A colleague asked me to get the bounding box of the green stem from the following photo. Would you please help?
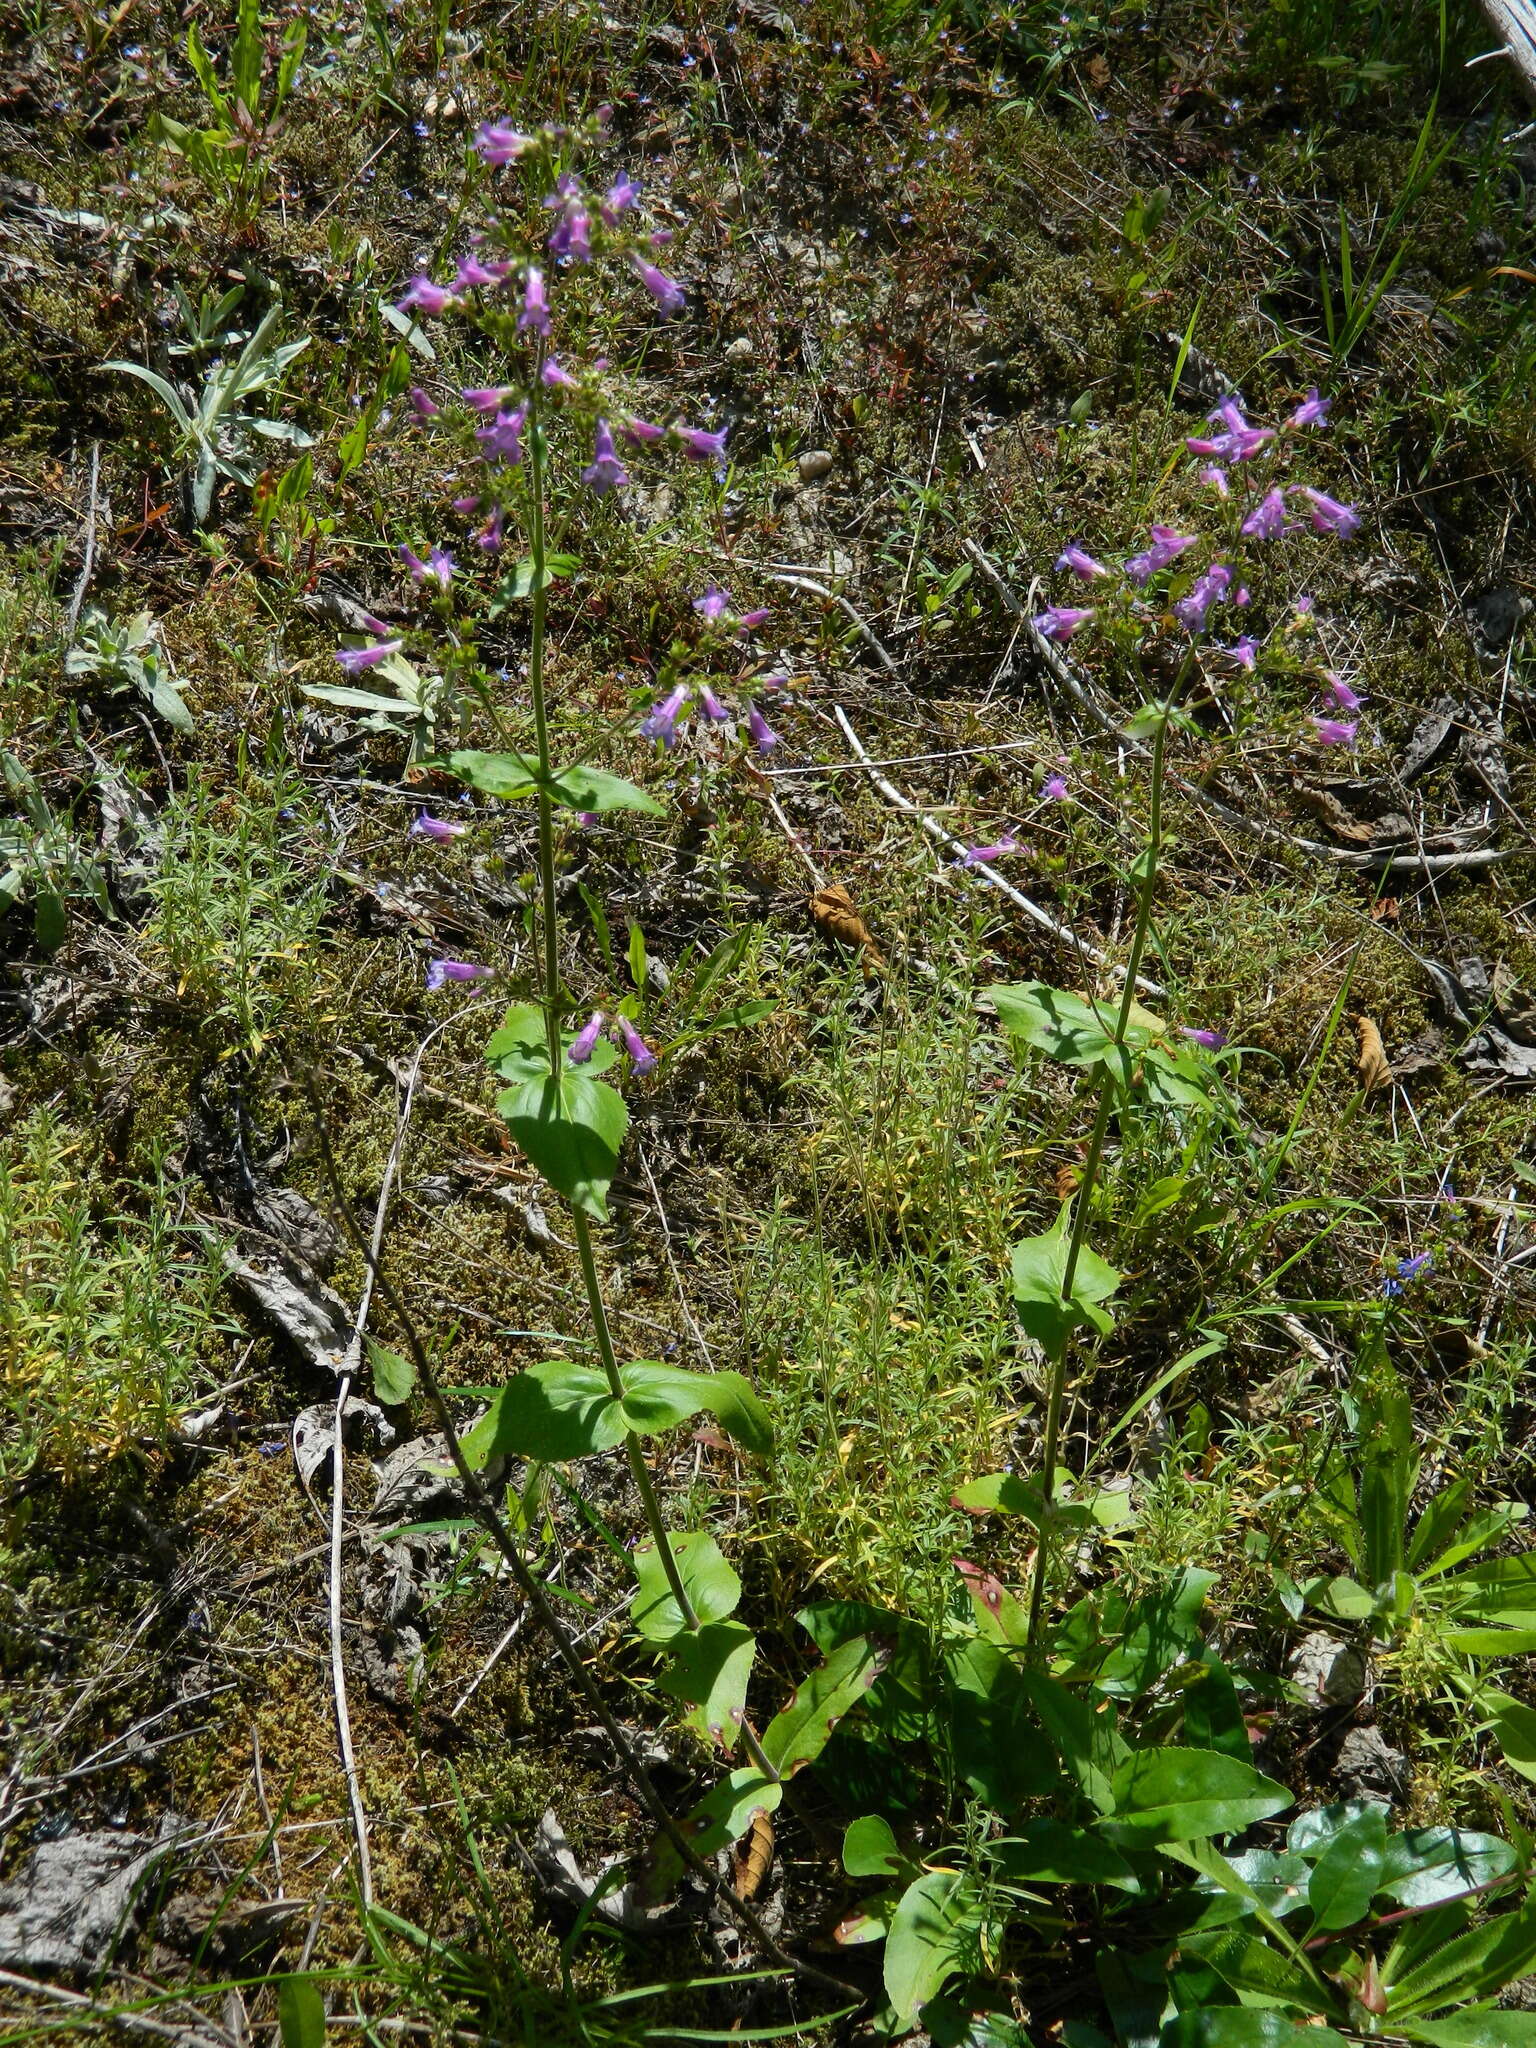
[523,387,713,1674]
[1026,703,1172,1655]
[525,398,562,1073]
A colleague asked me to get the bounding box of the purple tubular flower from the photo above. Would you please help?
[1383,1249,1433,1298]
[621,417,666,446]
[452,493,483,516]
[411,811,466,843]
[693,585,731,621]
[476,405,527,465]
[1288,387,1331,429]
[747,704,779,753]
[1241,488,1290,541]
[547,191,592,264]
[634,258,685,315]
[475,119,537,164]
[567,1011,605,1064]
[462,386,510,412]
[1126,524,1198,585]
[1230,636,1259,672]
[361,613,392,638]
[676,424,728,464]
[399,543,452,589]
[958,836,1018,866]
[619,1017,658,1075]
[1293,486,1360,537]
[453,254,501,291]
[1174,561,1232,632]
[1200,466,1229,498]
[335,639,402,672]
[398,276,454,316]
[601,175,640,225]
[1055,544,1108,581]
[409,386,440,419]
[541,358,578,390]
[477,508,504,552]
[582,418,629,496]
[736,607,770,629]
[1310,716,1358,746]
[1043,774,1069,802]
[1322,671,1364,712]
[518,265,551,335]
[640,684,690,746]
[1185,436,1226,458]
[426,958,493,990]
[697,683,730,722]
[1179,1026,1228,1050]
[1033,606,1094,642]
[1234,585,1251,606]
[1207,397,1274,461]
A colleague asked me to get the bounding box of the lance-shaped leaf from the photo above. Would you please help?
[548,763,665,815]
[1103,1748,1291,1846]
[760,1635,884,1778]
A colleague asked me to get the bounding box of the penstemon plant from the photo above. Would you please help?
[327,109,871,1906]
[981,382,1363,1649]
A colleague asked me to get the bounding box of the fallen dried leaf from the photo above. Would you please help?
[734,1810,774,1900]
[1356,1015,1393,1092]
[1370,898,1399,922]
[810,882,885,975]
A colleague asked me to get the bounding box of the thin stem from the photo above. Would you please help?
[1027,704,1172,1654]
[572,1209,701,1631]
[525,396,562,1069]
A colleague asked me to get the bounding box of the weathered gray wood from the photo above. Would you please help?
[1479,0,1536,103]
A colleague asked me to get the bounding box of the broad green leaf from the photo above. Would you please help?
[485,1003,554,1083]
[1306,1802,1387,1930]
[986,981,1153,1070]
[503,551,580,599]
[1094,1568,1217,1700]
[1183,1654,1250,1762]
[617,1362,773,1457]
[1010,1206,1121,1353]
[497,1071,628,1220]
[1159,2015,1348,2047]
[996,1818,1138,1890]
[884,1870,980,2028]
[450,748,541,799]
[1183,1927,1333,2014]
[835,1889,902,1945]
[1302,1573,1376,1621]
[1103,1749,1291,1846]
[276,1975,326,2048]
[1389,1894,1536,2015]
[1442,1552,1536,1609]
[366,1339,415,1406]
[1401,2015,1536,2046]
[761,1635,883,1778]
[945,1639,1061,1810]
[677,1766,781,1861]
[953,1559,1029,1649]
[149,674,195,731]
[1287,1800,1383,1858]
[549,764,665,816]
[1379,1827,1519,1910]
[1443,1627,1536,1655]
[630,1530,741,1643]
[1184,1843,1312,1929]
[302,682,417,716]
[952,1470,1133,1530]
[659,1620,755,1749]
[460,1360,622,1467]
[1012,1666,1124,1813]
[1479,1691,1536,1782]
[843,1814,904,1879]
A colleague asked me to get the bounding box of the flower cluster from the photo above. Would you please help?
[1035,385,1364,749]
[567,1008,656,1074]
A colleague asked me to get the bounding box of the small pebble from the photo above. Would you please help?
[798,448,834,483]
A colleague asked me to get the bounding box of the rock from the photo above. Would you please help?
[1337,1724,1407,1797]
[725,335,754,364]
[1466,584,1530,652]
[797,448,834,484]
[1289,1630,1369,1708]
[0,1820,193,1974]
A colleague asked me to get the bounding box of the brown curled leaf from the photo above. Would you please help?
[810,882,886,976]
[733,1810,774,1901]
[1357,1014,1393,1093]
